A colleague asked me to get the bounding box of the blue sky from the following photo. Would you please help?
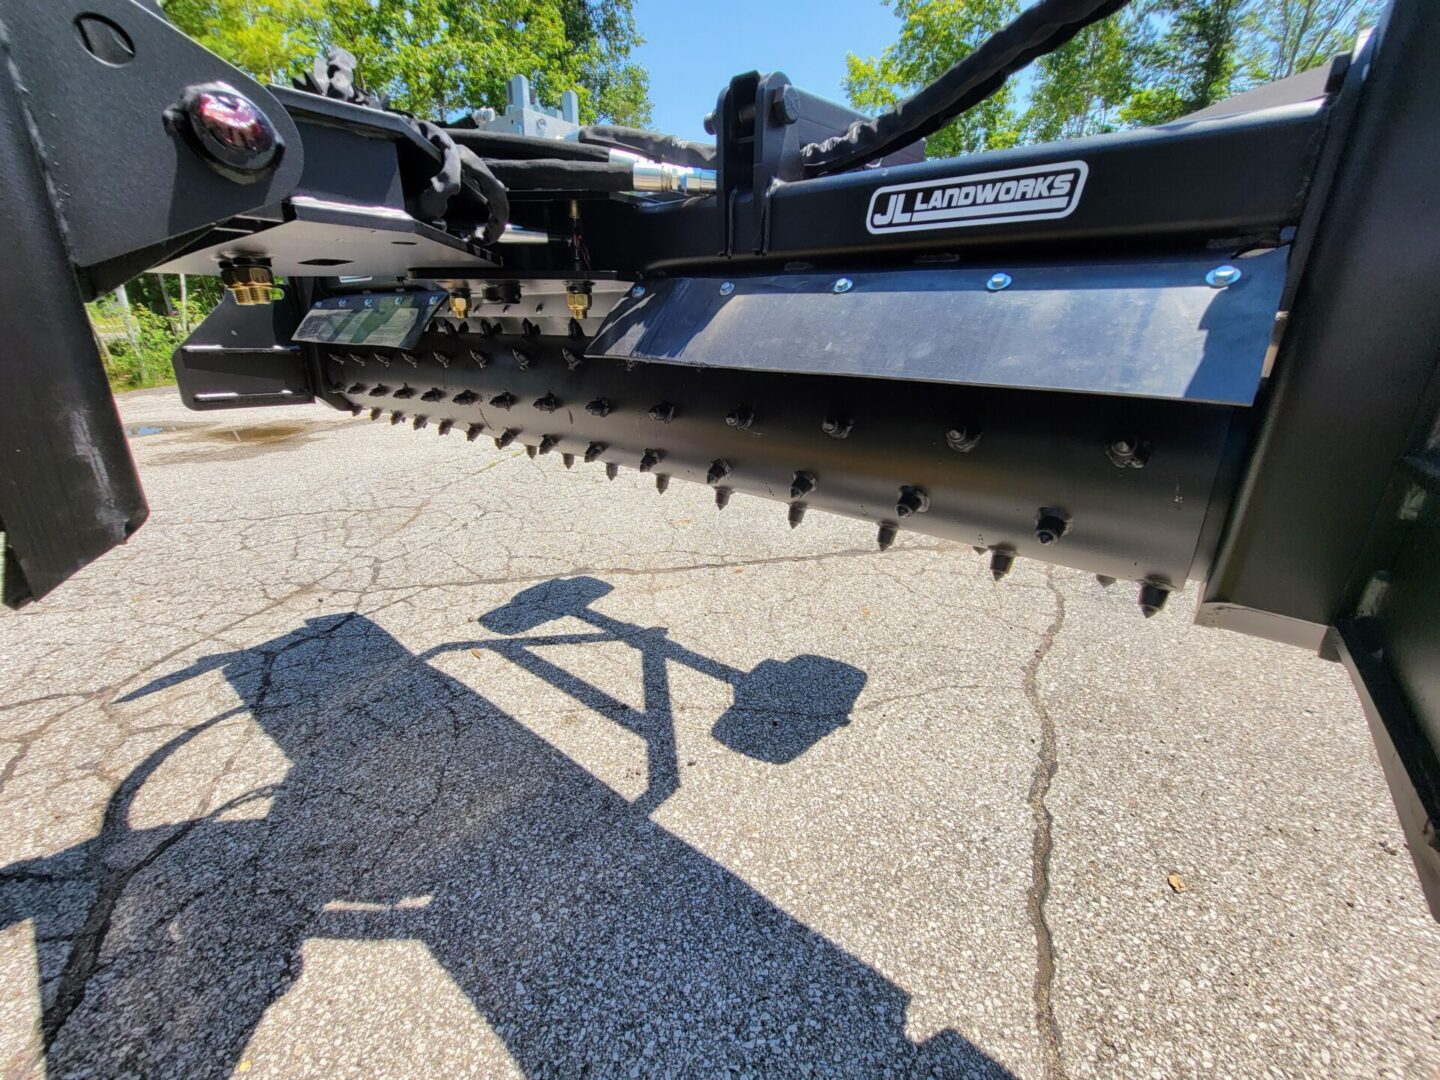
[632,0,902,142]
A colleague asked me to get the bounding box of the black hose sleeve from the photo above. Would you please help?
[802,0,1132,176]
[445,128,612,162]
[455,147,510,244]
[482,159,634,192]
[579,125,716,168]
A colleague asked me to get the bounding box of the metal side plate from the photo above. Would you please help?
[588,248,1289,405]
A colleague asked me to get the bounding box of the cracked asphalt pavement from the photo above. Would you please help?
[2,389,1438,1078]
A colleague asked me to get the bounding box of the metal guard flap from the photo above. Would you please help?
[588,248,1289,405]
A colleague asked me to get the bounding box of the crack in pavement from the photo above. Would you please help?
[1023,566,1067,1080]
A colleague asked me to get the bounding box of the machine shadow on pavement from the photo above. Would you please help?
[0,578,1012,1078]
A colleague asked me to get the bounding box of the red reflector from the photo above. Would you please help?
[176,83,281,176]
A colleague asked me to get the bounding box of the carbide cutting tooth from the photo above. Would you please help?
[521,319,540,338]
[470,349,489,368]
[373,353,392,369]
[452,389,478,405]
[534,393,560,413]
[715,486,732,510]
[432,351,450,369]
[562,453,575,469]
[895,485,929,518]
[539,434,561,455]
[421,387,445,402]
[369,407,383,421]
[439,320,457,336]
[512,349,531,369]
[525,444,537,459]
[455,320,469,335]
[972,546,986,555]
[788,501,807,528]
[476,318,494,337]
[494,428,517,449]
[1096,575,1116,587]
[1138,582,1170,618]
[398,352,417,368]
[346,352,367,367]
[393,385,416,399]
[437,419,454,436]
[490,391,516,410]
[347,382,367,394]
[706,459,731,486]
[585,397,613,417]
[821,415,853,440]
[413,415,428,430]
[348,403,363,416]
[655,474,670,494]
[605,462,619,480]
[877,522,898,551]
[790,470,817,499]
[725,406,754,430]
[639,448,663,473]
[465,423,485,442]
[563,347,583,370]
[648,402,676,423]
[568,318,585,339]
[332,352,348,366]
[368,384,391,397]
[584,441,606,463]
[990,550,1015,581]
[390,411,406,425]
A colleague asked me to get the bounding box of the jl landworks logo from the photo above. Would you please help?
[866,160,1088,234]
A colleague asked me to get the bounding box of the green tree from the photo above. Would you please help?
[1022,10,1145,142]
[845,0,1024,158]
[161,0,652,125]
[1240,0,1379,83]
[1120,0,1248,127]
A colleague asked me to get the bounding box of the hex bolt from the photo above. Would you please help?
[1205,265,1242,288]
[1138,582,1171,618]
[393,385,416,399]
[539,434,561,454]
[771,84,801,125]
[368,384,391,397]
[489,391,516,410]
[452,389,478,406]
[421,387,445,402]
[790,470,817,499]
[512,348,531,369]
[437,419,454,436]
[586,397,614,418]
[413,415,429,430]
[895,485,930,518]
[470,348,489,368]
[1034,509,1071,546]
[990,550,1016,581]
[1106,438,1151,469]
[466,423,485,442]
[347,382,366,394]
[1096,574,1116,587]
[534,393,560,413]
[605,462,619,480]
[877,521,898,552]
[562,452,575,469]
[562,347,583,370]
[706,459,732,486]
[726,405,755,430]
[389,411,406,425]
[832,277,854,294]
[631,285,646,298]
[494,428,517,449]
[719,281,735,296]
[946,424,983,453]
[369,407,383,421]
[986,272,1012,292]
[821,415,853,439]
[584,441,607,463]
[649,402,677,423]
[639,448,663,473]
[656,474,671,494]
[788,501,807,528]
[715,486,733,510]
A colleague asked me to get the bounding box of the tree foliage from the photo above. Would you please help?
[161,0,652,125]
[847,0,1379,156]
